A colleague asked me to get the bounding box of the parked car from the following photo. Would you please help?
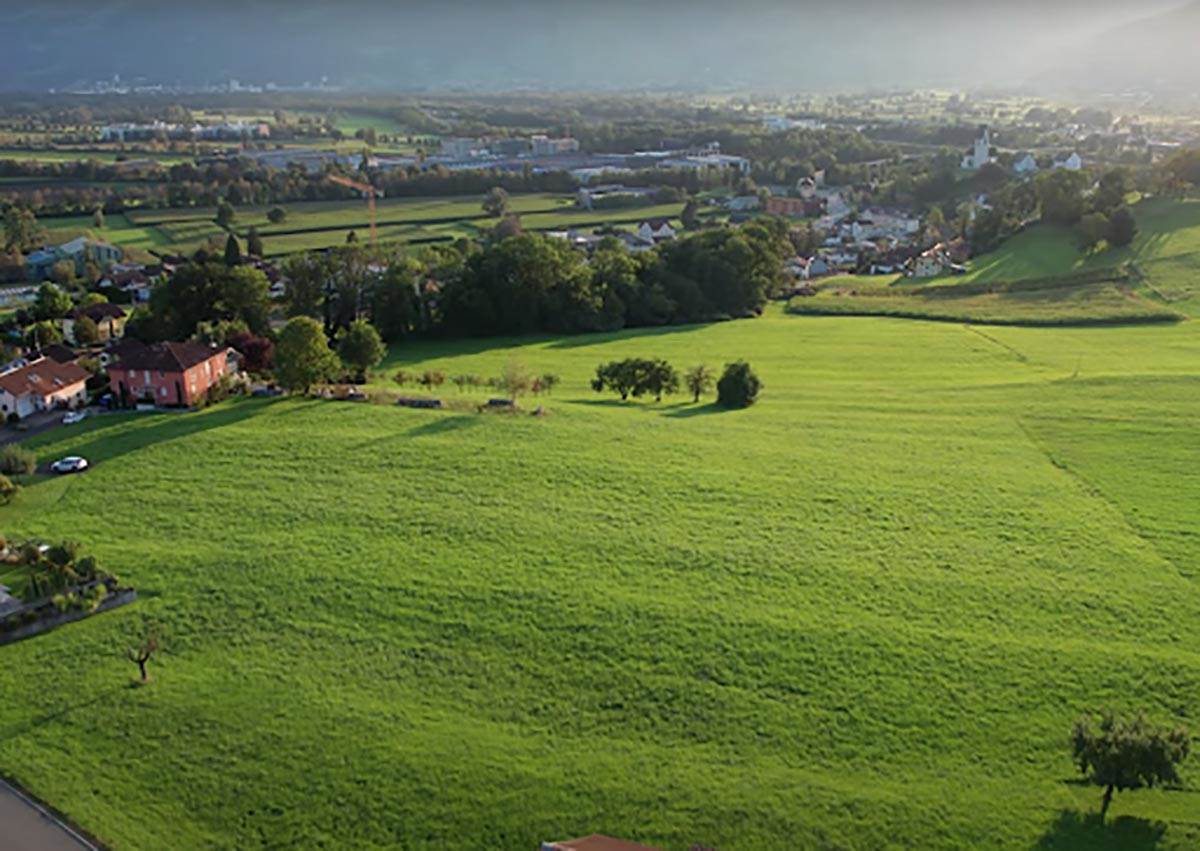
[49,456,89,475]
[62,410,87,425]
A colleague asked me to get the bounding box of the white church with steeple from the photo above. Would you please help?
[961,126,993,171]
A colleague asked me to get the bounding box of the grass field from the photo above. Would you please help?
[39,194,683,259]
[0,302,1197,850]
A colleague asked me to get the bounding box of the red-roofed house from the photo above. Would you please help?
[107,342,229,408]
[0,358,89,420]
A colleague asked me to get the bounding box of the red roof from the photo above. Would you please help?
[0,358,88,399]
[109,341,223,374]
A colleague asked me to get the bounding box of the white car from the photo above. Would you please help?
[49,456,89,475]
[62,411,87,425]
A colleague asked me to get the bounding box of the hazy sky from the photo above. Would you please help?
[5,1,1194,92]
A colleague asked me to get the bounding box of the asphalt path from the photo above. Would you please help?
[0,779,96,851]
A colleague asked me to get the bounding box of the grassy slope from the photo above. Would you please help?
[1,306,1198,850]
[801,197,1200,325]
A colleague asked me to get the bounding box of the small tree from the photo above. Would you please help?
[246,226,264,258]
[34,282,72,320]
[592,360,639,401]
[492,213,523,240]
[1072,711,1191,820]
[215,199,236,228]
[337,319,385,380]
[717,361,762,409]
[499,361,532,399]
[224,233,242,267]
[73,315,100,345]
[539,373,560,395]
[483,186,510,217]
[266,207,287,224]
[346,230,359,245]
[685,364,715,403]
[1107,206,1138,248]
[92,208,105,230]
[643,359,679,402]
[0,445,36,475]
[393,369,412,388]
[1078,212,1110,251]
[275,316,340,394]
[127,633,159,683]
[419,369,446,391]
[0,474,18,505]
[681,198,701,229]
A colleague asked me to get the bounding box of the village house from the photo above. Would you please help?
[24,237,123,282]
[637,219,676,243]
[62,302,127,345]
[1013,153,1039,175]
[1053,152,1084,171]
[911,243,958,278]
[100,264,157,303]
[107,342,229,408]
[765,195,826,218]
[0,357,89,420]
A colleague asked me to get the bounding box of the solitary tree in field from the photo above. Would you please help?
[337,319,385,381]
[127,633,159,683]
[275,316,340,394]
[346,230,359,245]
[499,361,532,399]
[717,361,762,409]
[266,207,287,225]
[224,233,242,267]
[1072,710,1190,820]
[246,226,264,258]
[483,186,510,217]
[1107,207,1138,248]
[215,199,236,228]
[92,207,105,230]
[685,364,715,403]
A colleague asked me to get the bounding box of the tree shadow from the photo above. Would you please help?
[22,397,280,476]
[406,415,481,438]
[545,321,711,350]
[1035,809,1167,851]
[664,403,728,419]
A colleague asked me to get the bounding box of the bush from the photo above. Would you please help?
[717,361,762,409]
[0,474,17,505]
[0,444,36,476]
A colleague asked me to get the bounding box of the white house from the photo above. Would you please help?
[0,358,89,420]
[1013,153,1039,175]
[637,220,676,243]
[1053,152,1083,171]
[912,245,949,278]
[961,127,993,171]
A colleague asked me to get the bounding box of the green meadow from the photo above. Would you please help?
[801,197,1200,326]
[41,194,682,259]
[1,298,1198,849]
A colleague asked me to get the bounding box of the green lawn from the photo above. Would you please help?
[0,304,1198,850]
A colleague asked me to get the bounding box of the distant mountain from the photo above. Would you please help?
[1037,1,1200,93]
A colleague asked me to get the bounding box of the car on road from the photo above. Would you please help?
[49,456,89,475]
[62,410,87,425]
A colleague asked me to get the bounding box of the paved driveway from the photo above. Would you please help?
[0,410,68,447]
[0,780,95,850]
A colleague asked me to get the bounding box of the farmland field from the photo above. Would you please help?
[41,194,682,258]
[1,302,1198,850]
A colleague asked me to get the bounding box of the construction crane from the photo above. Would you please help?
[328,174,383,247]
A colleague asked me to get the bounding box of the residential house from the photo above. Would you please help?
[99,338,149,370]
[1053,152,1083,171]
[637,220,676,243]
[62,303,127,345]
[107,342,229,408]
[1013,153,1039,175]
[100,264,156,303]
[0,357,89,420]
[24,237,123,281]
[615,231,657,253]
[912,244,950,278]
[961,126,994,171]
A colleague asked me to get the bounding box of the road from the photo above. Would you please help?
[0,779,96,850]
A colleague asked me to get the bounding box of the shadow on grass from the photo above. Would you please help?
[1035,810,1167,851]
[664,402,728,419]
[24,397,278,475]
[406,415,481,438]
[545,321,711,350]
[0,686,129,742]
